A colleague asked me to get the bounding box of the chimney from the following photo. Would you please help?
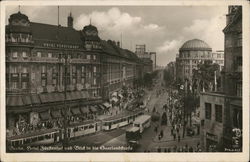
[117,41,120,47]
[67,12,73,28]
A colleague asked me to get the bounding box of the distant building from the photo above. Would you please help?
[176,39,212,82]
[135,44,154,71]
[150,52,157,71]
[200,6,242,152]
[212,50,224,71]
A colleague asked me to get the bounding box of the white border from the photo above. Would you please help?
[1,1,249,162]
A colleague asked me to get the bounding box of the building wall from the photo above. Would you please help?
[200,92,225,151]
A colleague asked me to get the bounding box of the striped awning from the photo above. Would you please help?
[98,104,106,110]
[80,107,89,114]
[39,111,50,121]
[30,94,41,104]
[6,96,24,106]
[51,110,62,118]
[89,106,98,112]
[71,107,81,115]
[22,95,32,105]
[103,102,111,108]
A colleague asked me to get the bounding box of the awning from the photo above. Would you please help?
[57,93,65,101]
[75,91,82,100]
[22,95,32,105]
[230,99,242,107]
[103,102,111,108]
[111,97,118,103]
[80,107,89,114]
[39,111,50,121]
[71,107,81,115]
[89,106,98,112]
[39,93,50,103]
[71,92,78,100]
[66,92,73,100]
[62,110,72,116]
[80,91,88,99]
[98,104,106,110]
[112,92,118,97]
[30,94,41,104]
[6,96,24,106]
[51,110,62,118]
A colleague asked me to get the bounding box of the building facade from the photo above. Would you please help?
[176,39,213,82]
[200,6,242,152]
[5,11,148,136]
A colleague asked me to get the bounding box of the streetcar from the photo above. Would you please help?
[67,120,102,139]
[133,115,151,133]
[102,110,144,131]
[7,129,60,148]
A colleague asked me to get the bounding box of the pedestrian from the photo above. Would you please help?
[178,134,180,142]
[173,133,176,141]
[189,146,193,152]
[176,127,179,134]
[171,128,173,136]
[160,130,164,138]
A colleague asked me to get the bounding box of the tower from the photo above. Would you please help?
[67,12,73,28]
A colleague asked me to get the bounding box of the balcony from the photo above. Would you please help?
[70,58,91,64]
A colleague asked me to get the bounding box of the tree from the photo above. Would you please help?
[192,60,220,92]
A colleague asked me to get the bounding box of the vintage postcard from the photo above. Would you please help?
[0,0,249,161]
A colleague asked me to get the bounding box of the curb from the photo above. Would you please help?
[152,136,200,143]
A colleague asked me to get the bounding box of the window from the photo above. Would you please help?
[233,108,242,129]
[41,65,46,73]
[236,56,242,66]
[217,54,221,58]
[93,66,96,73]
[87,55,91,60]
[52,78,57,85]
[41,79,46,87]
[37,52,41,57]
[237,33,242,47]
[22,82,28,89]
[22,51,27,58]
[93,78,96,85]
[12,81,18,89]
[12,52,18,58]
[205,103,212,120]
[72,78,76,84]
[215,104,222,123]
[48,53,52,58]
[236,82,242,97]
[72,66,76,73]
[22,67,28,73]
[11,66,18,73]
[81,78,85,84]
[93,55,96,60]
[81,66,85,73]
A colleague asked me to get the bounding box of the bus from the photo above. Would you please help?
[133,115,151,133]
[7,129,60,148]
[126,127,140,143]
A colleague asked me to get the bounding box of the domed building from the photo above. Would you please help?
[176,39,213,82]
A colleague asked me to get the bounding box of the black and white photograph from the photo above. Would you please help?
[1,0,249,161]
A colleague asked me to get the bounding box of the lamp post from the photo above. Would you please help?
[59,52,69,149]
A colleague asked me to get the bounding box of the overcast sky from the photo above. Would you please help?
[6,6,228,66]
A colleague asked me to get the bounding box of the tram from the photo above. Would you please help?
[67,120,102,139]
[7,129,60,148]
[133,115,151,133]
[102,110,144,131]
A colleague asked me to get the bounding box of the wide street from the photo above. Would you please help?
[66,70,201,152]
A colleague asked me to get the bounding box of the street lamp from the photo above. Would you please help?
[59,52,70,149]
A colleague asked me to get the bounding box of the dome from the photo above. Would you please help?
[180,39,211,51]
[9,11,29,23]
[83,24,97,31]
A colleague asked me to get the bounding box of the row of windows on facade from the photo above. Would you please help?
[179,59,224,66]
[8,77,98,89]
[179,52,225,59]
[8,65,97,74]
[43,43,79,49]
[6,33,32,43]
[9,51,97,60]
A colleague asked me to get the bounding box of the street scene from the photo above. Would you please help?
[5,5,242,153]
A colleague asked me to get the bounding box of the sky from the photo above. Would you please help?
[6,6,228,66]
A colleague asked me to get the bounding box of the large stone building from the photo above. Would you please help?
[5,11,150,135]
[176,39,213,82]
[135,44,153,73]
[200,6,242,152]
